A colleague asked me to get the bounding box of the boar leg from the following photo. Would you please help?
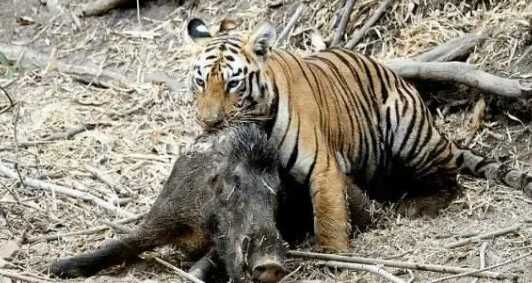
[346,179,373,231]
[48,229,174,278]
[188,248,217,280]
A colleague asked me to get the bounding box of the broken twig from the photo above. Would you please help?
[345,0,393,49]
[318,261,406,283]
[471,242,489,283]
[275,4,306,46]
[142,253,205,283]
[26,213,143,243]
[331,0,356,47]
[0,86,15,114]
[84,164,134,196]
[0,43,137,90]
[428,252,532,283]
[0,162,133,217]
[0,269,50,283]
[288,251,516,280]
[445,224,522,248]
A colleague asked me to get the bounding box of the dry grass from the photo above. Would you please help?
[0,0,531,282]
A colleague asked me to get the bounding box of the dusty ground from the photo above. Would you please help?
[0,0,531,282]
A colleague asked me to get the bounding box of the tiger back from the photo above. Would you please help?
[186,18,532,252]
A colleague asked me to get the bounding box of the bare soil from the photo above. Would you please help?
[0,0,531,282]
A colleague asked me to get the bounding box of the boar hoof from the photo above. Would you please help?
[252,259,287,283]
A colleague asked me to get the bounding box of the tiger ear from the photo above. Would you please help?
[247,22,276,58]
[218,18,239,33]
[187,18,212,43]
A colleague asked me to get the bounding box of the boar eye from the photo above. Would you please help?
[232,174,241,185]
[195,78,205,87]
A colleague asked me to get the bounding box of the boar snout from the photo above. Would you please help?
[251,257,287,283]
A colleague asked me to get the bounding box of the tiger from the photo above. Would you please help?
[185,18,532,252]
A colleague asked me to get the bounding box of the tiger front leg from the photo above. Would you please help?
[310,164,352,252]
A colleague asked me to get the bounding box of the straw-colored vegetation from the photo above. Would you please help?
[0,0,531,282]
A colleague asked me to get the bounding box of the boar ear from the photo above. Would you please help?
[187,18,212,43]
[246,22,276,58]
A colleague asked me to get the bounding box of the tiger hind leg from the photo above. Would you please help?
[396,172,461,218]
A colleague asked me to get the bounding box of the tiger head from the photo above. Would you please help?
[187,18,277,131]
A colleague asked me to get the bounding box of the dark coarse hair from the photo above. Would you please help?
[223,124,279,172]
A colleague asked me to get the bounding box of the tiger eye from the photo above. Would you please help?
[195,78,205,87]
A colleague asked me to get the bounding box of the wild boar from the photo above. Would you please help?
[49,124,289,283]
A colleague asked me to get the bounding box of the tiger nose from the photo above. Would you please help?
[200,112,223,127]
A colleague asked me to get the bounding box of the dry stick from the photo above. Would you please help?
[471,242,489,283]
[345,0,393,49]
[428,251,532,283]
[331,0,356,47]
[0,43,137,90]
[410,34,487,62]
[26,213,143,244]
[142,254,205,283]
[79,0,130,17]
[84,164,134,196]
[445,223,522,248]
[0,85,15,114]
[0,43,181,92]
[135,0,141,26]
[0,123,108,151]
[319,261,406,283]
[42,123,98,141]
[0,269,50,283]
[288,251,517,280]
[0,162,134,217]
[386,61,532,98]
[275,4,306,46]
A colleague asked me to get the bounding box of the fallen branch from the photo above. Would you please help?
[318,261,406,283]
[345,0,393,49]
[386,61,532,98]
[331,0,356,47]
[26,213,143,244]
[0,269,51,283]
[78,0,130,17]
[0,43,137,90]
[275,4,306,46]
[288,251,517,280]
[0,162,134,217]
[444,224,522,248]
[428,251,532,283]
[142,253,205,283]
[410,33,487,62]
